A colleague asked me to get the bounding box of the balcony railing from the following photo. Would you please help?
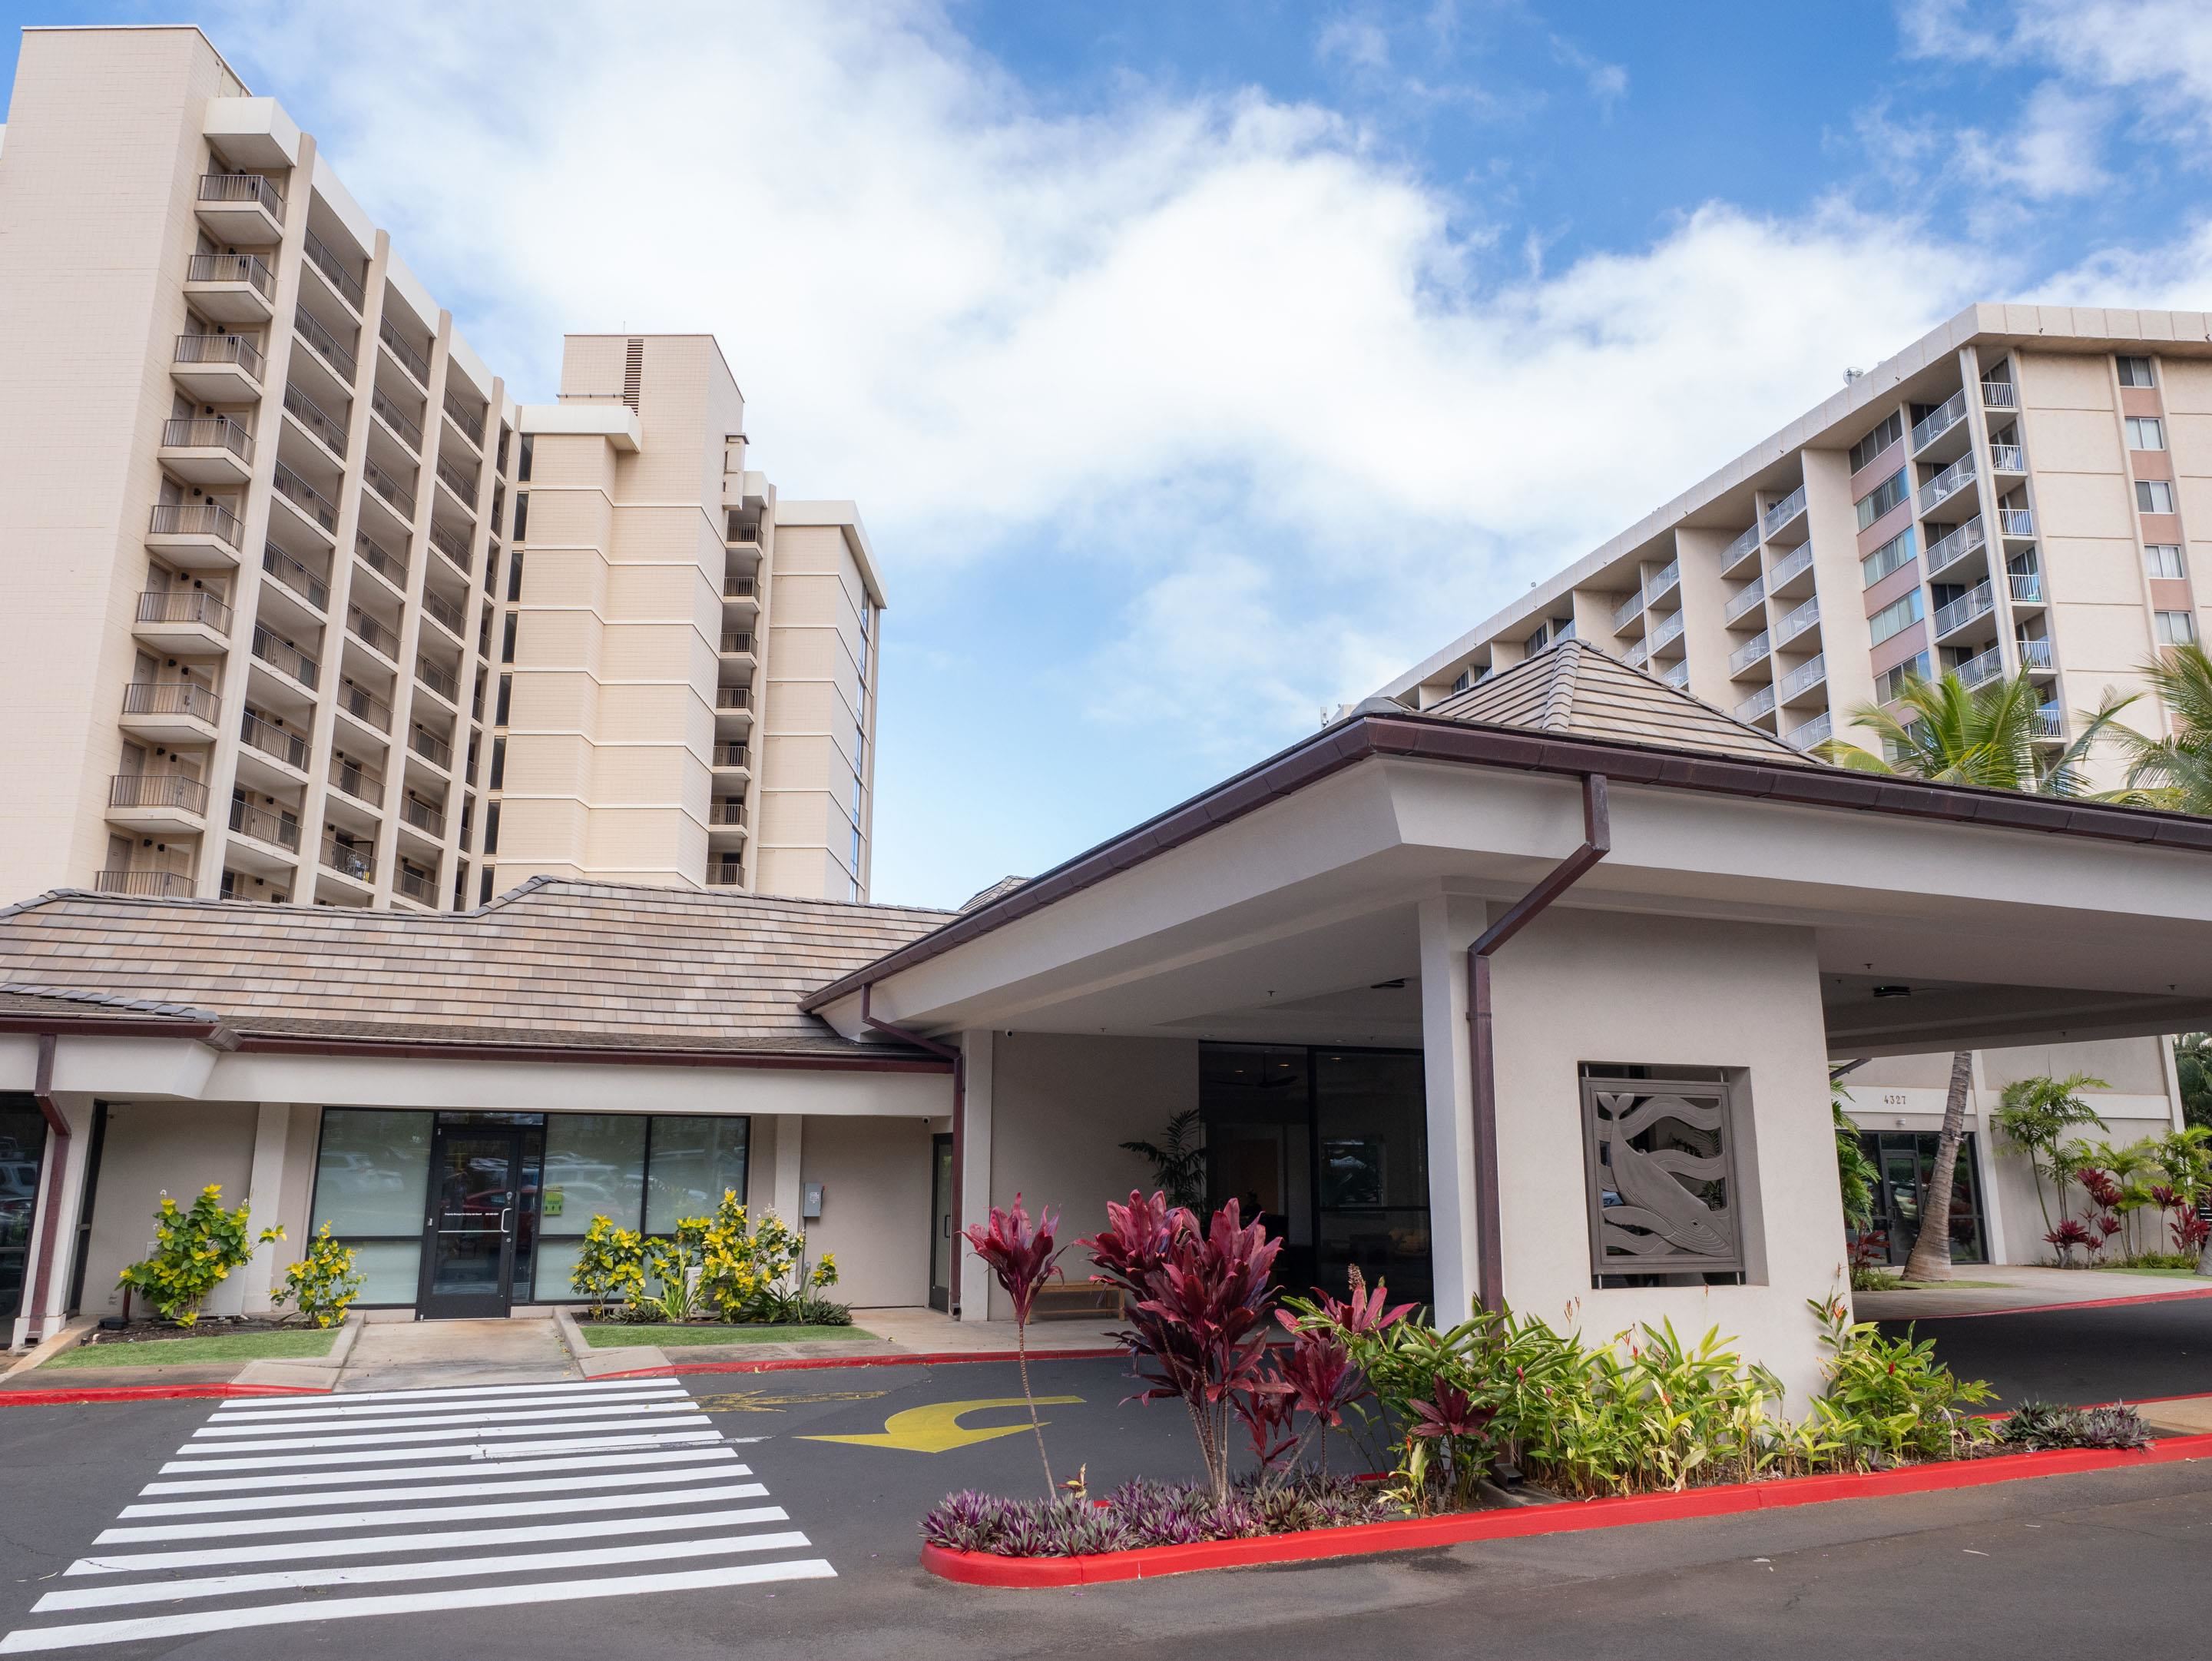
[394,867,438,904]
[1729,631,1773,675]
[2010,572,2044,605]
[710,801,747,827]
[160,415,253,461]
[1933,582,1995,638]
[109,772,210,815]
[148,501,244,549]
[379,315,432,385]
[121,681,220,724]
[1661,661,1690,688]
[251,624,320,688]
[442,392,487,447]
[292,308,355,379]
[705,867,744,887]
[417,657,460,703]
[1647,610,1686,651]
[1955,645,2004,688]
[137,588,233,633]
[185,252,275,299]
[336,682,393,733]
[716,685,752,712]
[362,457,416,519]
[712,743,750,769]
[1734,685,1777,721]
[302,228,368,310]
[197,171,285,217]
[2018,637,2055,670]
[1624,639,1651,671]
[1767,542,1815,588]
[719,632,755,655]
[1611,588,1645,631]
[1923,516,1986,579]
[271,461,339,532]
[96,869,194,898]
[400,796,447,838]
[428,522,471,569]
[1761,486,1807,538]
[1981,380,2019,409]
[355,531,409,592]
[421,588,465,637]
[1784,711,1833,751]
[1773,595,1820,645]
[724,576,756,600]
[261,543,329,610]
[229,797,302,851]
[1919,455,1976,514]
[174,332,264,379]
[282,380,347,455]
[1777,653,1827,700]
[2036,703,2063,738]
[1999,508,2035,539]
[1911,389,1968,453]
[321,833,376,883]
[348,607,399,660]
[371,385,424,450]
[435,453,479,505]
[1646,559,1682,601]
[1723,524,1761,566]
[1989,443,2027,473]
[328,755,386,801]
[409,726,454,769]
[239,710,310,770]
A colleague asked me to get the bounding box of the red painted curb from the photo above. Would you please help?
[1878,1285,2212,1321]
[920,1432,2212,1587]
[0,1383,330,1407]
[595,1346,1124,1380]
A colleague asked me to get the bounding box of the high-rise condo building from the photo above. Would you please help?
[0,25,882,910]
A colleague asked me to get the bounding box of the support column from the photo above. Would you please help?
[771,1116,803,1226]
[234,1102,294,1315]
[958,1029,995,1321]
[1418,891,1485,1327]
[15,1092,96,1348]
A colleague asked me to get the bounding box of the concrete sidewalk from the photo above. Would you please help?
[1853,1262,2212,1321]
[558,1304,1125,1375]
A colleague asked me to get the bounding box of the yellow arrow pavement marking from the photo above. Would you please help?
[798,1397,1084,1454]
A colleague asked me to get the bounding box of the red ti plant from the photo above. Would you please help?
[2172,1205,2212,1255]
[1082,1192,1282,1500]
[1274,1268,1415,1474]
[963,1193,1065,1493]
[2044,1217,2094,1266]
[1408,1378,1499,1510]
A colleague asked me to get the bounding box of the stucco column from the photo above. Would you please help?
[772,1116,804,1226]
[1418,891,1486,1327]
[958,1029,995,1321]
[16,1092,96,1347]
[227,1102,295,1315]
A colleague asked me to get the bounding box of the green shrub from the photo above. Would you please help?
[279,1224,364,1328]
[570,1215,646,1318]
[116,1185,283,1327]
[692,1192,836,1323]
[1804,1295,1995,1467]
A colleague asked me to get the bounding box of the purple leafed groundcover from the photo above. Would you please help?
[920,1474,1396,1558]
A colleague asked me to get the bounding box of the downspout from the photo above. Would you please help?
[860,985,969,1315]
[1468,773,1611,1315]
[27,1034,71,1341]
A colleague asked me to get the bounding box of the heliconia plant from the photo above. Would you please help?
[964,1193,1065,1492]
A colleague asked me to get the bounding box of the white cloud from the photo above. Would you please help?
[1315,16,1392,72]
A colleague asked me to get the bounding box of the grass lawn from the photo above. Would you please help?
[2101,1265,2208,1278]
[581,1323,879,1348]
[45,1328,337,1368]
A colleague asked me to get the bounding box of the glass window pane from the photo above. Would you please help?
[313,1109,432,1236]
[346,1240,424,1304]
[1314,1051,1428,1209]
[535,1236,589,1299]
[646,1116,750,1233]
[541,1114,645,1235]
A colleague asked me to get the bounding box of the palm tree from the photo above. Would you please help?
[1820,668,2136,1282]
[2103,645,2212,814]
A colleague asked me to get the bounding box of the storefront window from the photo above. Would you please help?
[645,1116,750,1234]
[0,1095,49,1327]
[536,1115,647,1298]
[311,1109,432,1303]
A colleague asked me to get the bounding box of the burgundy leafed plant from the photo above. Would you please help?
[1408,1378,1498,1510]
[2044,1217,2094,1266]
[964,1193,1065,1492]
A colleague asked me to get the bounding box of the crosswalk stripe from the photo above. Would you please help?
[174,1413,709,1454]
[141,1445,741,1496]
[32,1530,817,1613]
[194,1401,703,1437]
[210,1378,678,1411]
[159,1428,725,1474]
[96,1480,770,1543]
[68,1503,793,1575]
[123,1461,750,1517]
[208,1389,689,1424]
[2,1558,838,1653]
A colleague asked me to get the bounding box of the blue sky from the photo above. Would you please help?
[8,1,2212,907]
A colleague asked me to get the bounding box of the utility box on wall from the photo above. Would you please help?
[802,1182,824,1220]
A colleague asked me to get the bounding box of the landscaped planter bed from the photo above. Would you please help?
[922,1432,2212,1587]
[578,1321,878,1348]
[45,1326,338,1368]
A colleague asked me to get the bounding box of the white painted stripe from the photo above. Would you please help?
[5,1558,836,1652]
[67,1504,792,1575]
[194,1401,705,1437]
[210,1378,677,1410]
[34,1530,813,1613]
[176,1411,709,1454]
[141,1446,739,1495]
[124,1462,749,1516]
[97,1480,770,1542]
[210,1387,688,1423]
[158,1429,724,1474]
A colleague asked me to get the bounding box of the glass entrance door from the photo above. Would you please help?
[929,1134,955,1313]
[419,1123,525,1318]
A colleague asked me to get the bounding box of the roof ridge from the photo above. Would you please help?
[0,981,222,1021]
[1537,639,1583,730]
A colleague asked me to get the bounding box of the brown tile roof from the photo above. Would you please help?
[0,877,955,1059]
[1422,638,1816,765]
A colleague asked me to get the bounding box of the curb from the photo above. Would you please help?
[0,1382,331,1407]
[1875,1285,2212,1321]
[920,1432,2212,1587]
[598,1346,1125,1380]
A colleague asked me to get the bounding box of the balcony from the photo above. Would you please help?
[428,522,471,572]
[370,386,423,452]
[719,632,756,657]
[292,308,355,381]
[1729,630,1773,676]
[1999,507,2035,541]
[328,754,386,804]
[134,588,233,652]
[435,453,479,509]
[157,416,254,486]
[361,456,417,522]
[1623,639,1652,671]
[705,866,745,888]
[1767,542,1816,594]
[183,252,275,325]
[228,797,302,854]
[399,795,448,840]
[1721,523,1761,575]
[1661,661,1690,688]
[379,316,432,386]
[1911,389,1968,455]
[320,833,376,885]
[394,867,439,906]
[2035,702,2064,739]
[282,380,348,458]
[96,869,195,899]
[194,171,285,244]
[302,229,368,313]
[260,543,329,612]
[2010,571,2045,606]
[108,771,210,834]
[1734,685,1777,722]
[1954,645,2004,688]
[147,502,244,569]
[336,682,393,735]
[1722,577,1765,625]
[1645,559,1682,605]
[712,742,750,771]
[250,623,320,691]
[420,587,465,638]
[120,680,220,741]
[1922,516,1987,581]
[1918,455,1976,515]
[408,728,454,776]
[346,608,400,667]
[417,656,460,705]
[1611,588,1646,632]
[1647,610,1687,653]
[238,710,310,774]
[723,575,757,602]
[442,392,487,449]
[270,461,339,539]
[171,332,263,401]
[1982,380,2019,409]
[356,531,410,594]
[2018,637,2055,671]
[1777,653,1827,704]
[1783,711,1833,751]
[1773,595,1820,647]
[1933,582,1995,641]
[1761,486,1807,539]
[716,685,753,714]
[709,801,747,829]
[1989,443,2028,475]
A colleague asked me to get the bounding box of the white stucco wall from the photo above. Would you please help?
[81,1100,257,1318]
[800,1113,934,1310]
